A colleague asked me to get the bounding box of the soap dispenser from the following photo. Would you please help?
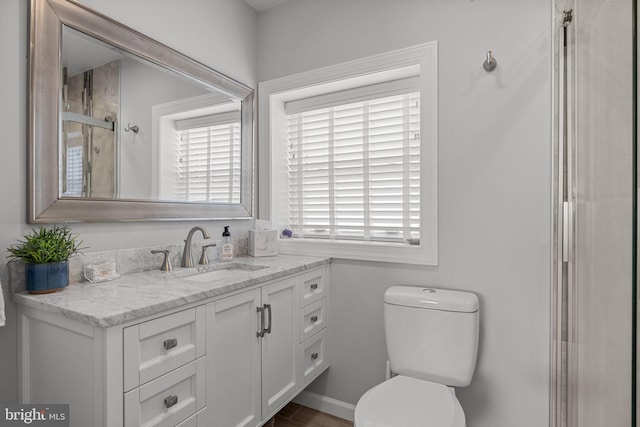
[220,226,234,261]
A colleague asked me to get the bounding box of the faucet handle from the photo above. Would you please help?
[199,244,217,265]
[151,250,172,272]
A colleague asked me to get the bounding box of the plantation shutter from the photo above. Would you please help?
[285,77,421,243]
[175,111,241,203]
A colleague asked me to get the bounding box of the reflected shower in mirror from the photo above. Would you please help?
[60,26,242,203]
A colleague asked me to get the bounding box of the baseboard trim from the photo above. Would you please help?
[293,390,356,422]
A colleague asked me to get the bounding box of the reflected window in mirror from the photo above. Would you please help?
[156,103,241,203]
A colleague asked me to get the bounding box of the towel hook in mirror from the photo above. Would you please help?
[483,51,497,72]
[125,123,139,133]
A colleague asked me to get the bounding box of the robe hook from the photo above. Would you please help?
[483,51,497,72]
[125,123,139,134]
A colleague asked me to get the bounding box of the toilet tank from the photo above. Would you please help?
[384,286,479,387]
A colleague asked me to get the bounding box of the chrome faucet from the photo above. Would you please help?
[181,226,211,268]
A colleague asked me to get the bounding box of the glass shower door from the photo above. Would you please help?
[553,0,635,426]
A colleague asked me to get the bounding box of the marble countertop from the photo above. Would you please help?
[12,255,329,328]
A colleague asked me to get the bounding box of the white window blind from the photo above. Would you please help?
[64,145,84,197]
[286,78,420,243]
[175,111,241,203]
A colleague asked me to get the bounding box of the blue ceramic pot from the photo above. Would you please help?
[26,261,69,294]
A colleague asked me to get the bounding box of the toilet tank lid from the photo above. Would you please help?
[384,286,479,313]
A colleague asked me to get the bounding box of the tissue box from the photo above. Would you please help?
[248,229,278,257]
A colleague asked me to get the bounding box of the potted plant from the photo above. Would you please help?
[7,225,83,294]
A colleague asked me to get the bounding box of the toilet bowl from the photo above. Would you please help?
[354,375,465,427]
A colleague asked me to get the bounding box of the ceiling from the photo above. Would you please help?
[242,0,294,12]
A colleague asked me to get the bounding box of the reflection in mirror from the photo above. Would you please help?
[60,26,242,203]
[29,0,254,223]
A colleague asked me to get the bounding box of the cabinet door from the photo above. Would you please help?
[207,289,261,427]
[261,277,300,418]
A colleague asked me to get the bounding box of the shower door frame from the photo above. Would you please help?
[550,3,575,426]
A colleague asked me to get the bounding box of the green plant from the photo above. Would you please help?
[7,225,83,264]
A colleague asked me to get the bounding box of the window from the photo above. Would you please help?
[174,112,241,203]
[286,79,420,243]
[260,42,437,265]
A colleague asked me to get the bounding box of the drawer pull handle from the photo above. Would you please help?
[310,283,318,290]
[310,315,318,323]
[163,338,178,350]
[311,352,319,360]
[164,395,178,408]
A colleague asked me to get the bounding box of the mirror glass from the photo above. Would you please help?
[61,26,242,203]
[29,0,254,222]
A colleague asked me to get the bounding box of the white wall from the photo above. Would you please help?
[0,0,258,403]
[79,0,258,89]
[257,1,551,426]
[0,2,552,424]
[0,0,27,404]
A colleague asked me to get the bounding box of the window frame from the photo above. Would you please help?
[258,42,438,265]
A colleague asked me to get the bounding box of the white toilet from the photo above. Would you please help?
[354,286,479,427]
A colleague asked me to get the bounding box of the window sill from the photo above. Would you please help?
[277,238,437,266]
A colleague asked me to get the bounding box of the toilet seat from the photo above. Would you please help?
[354,375,466,427]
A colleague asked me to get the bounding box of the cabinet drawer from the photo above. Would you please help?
[124,357,206,427]
[300,298,326,342]
[300,329,328,386]
[175,409,207,427]
[300,268,326,307]
[124,306,205,391]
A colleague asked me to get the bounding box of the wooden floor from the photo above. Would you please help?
[266,402,353,427]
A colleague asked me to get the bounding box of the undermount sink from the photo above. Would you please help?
[175,262,269,283]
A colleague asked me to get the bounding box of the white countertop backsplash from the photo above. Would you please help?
[9,242,329,328]
[8,238,250,294]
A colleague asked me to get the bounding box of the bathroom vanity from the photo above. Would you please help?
[14,255,330,427]
[21,3,330,424]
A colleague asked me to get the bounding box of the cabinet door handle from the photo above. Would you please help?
[163,338,178,350]
[164,395,178,408]
[310,283,318,290]
[264,303,272,334]
[311,352,319,360]
[310,315,318,323]
[257,306,265,337]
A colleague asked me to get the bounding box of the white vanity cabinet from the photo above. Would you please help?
[207,276,300,427]
[298,269,329,387]
[123,307,207,427]
[17,263,329,427]
[207,266,330,427]
[18,304,209,427]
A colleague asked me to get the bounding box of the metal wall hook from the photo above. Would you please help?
[483,51,497,72]
[124,123,139,133]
